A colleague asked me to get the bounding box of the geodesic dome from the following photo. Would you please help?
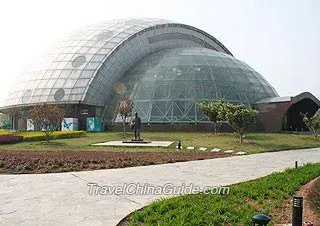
[110,47,278,123]
[1,18,279,125]
[2,18,232,108]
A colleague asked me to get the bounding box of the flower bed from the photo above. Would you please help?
[0,151,231,174]
[0,135,24,144]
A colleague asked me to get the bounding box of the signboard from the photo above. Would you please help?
[61,118,79,131]
[86,117,103,132]
[27,119,34,131]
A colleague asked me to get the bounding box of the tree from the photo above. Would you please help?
[197,99,225,134]
[0,113,11,129]
[7,107,21,132]
[28,103,64,142]
[222,103,259,143]
[302,112,320,139]
[117,95,134,135]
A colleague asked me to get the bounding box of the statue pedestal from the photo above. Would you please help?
[122,139,151,144]
[93,141,173,147]
[131,138,143,142]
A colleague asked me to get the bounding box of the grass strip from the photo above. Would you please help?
[128,163,320,225]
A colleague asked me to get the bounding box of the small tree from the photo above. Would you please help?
[222,103,259,143]
[302,112,320,139]
[7,107,21,132]
[117,95,134,135]
[197,99,225,134]
[0,113,11,129]
[28,103,64,142]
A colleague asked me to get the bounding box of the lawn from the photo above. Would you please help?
[0,131,319,153]
[122,163,320,226]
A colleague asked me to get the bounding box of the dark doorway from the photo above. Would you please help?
[282,98,319,131]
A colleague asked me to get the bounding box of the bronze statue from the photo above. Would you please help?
[132,112,142,141]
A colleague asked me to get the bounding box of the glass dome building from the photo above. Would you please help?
[110,48,278,123]
[0,18,280,130]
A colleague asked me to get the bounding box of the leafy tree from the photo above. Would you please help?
[222,103,259,143]
[117,95,134,135]
[197,100,257,141]
[7,107,21,131]
[197,99,225,134]
[302,111,320,139]
[28,103,64,142]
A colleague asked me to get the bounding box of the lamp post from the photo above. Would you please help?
[292,195,303,226]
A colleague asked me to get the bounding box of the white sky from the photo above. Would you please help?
[0,0,319,105]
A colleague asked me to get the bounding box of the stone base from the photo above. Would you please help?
[123,140,150,144]
[92,141,173,147]
[131,138,144,142]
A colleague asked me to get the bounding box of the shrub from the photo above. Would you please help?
[0,130,11,135]
[0,135,24,144]
[23,131,86,142]
[28,103,65,142]
[302,112,320,139]
[117,95,134,135]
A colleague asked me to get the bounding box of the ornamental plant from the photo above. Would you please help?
[28,103,65,142]
[117,95,134,135]
[198,100,258,142]
[222,103,258,143]
[197,99,225,134]
[302,111,320,139]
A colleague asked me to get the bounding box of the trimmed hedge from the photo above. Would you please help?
[0,130,11,135]
[22,131,86,142]
[0,135,24,144]
[0,130,86,143]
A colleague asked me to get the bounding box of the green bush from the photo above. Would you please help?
[0,130,11,135]
[22,131,86,142]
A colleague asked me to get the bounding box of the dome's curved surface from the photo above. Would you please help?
[3,18,232,108]
[111,48,278,123]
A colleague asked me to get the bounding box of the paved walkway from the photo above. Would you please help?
[1,148,320,226]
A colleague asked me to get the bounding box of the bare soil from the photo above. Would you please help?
[272,177,320,226]
[0,150,231,174]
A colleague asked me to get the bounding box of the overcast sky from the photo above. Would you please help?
[0,0,319,105]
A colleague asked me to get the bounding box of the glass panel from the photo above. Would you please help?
[109,48,278,124]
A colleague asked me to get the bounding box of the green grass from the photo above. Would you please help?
[0,131,319,153]
[127,163,320,226]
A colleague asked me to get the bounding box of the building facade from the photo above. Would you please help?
[1,18,319,132]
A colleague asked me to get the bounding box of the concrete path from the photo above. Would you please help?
[1,148,320,226]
